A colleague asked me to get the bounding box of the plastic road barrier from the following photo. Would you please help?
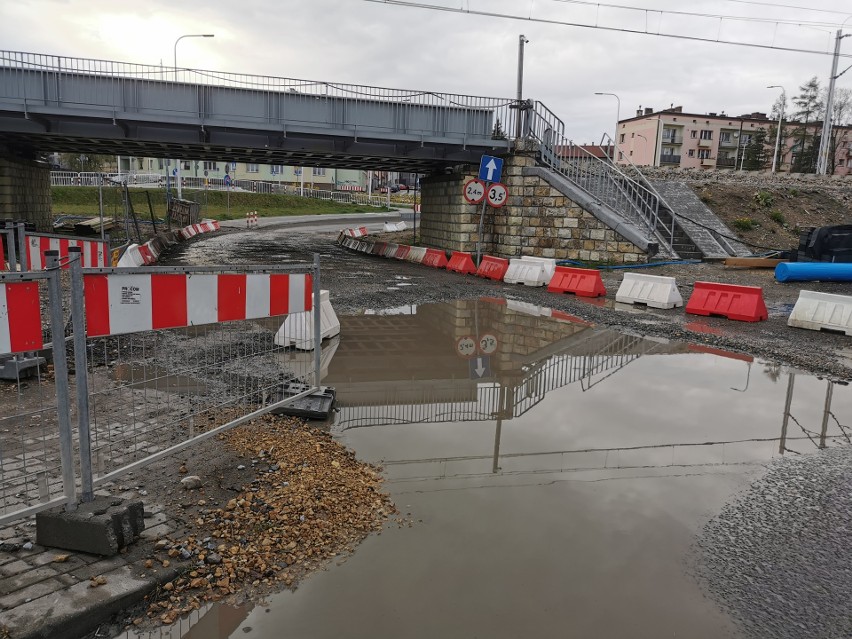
[422,249,449,269]
[383,221,407,232]
[788,290,852,335]
[84,272,312,337]
[372,242,387,256]
[0,282,43,354]
[476,255,509,281]
[344,227,368,238]
[275,289,341,350]
[382,243,399,258]
[775,262,852,283]
[394,245,411,260]
[504,257,556,287]
[406,247,427,264]
[685,282,768,322]
[446,251,477,275]
[615,272,683,309]
[26,235,108,270]
[547,266,607,298]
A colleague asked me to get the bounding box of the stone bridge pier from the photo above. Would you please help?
[0,146,52,229]
[418,145,646,264]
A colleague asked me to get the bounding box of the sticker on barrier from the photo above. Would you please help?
[83,271,313,337]
[685,281,768,322]
[476,255,509,281]
[422,249,449,269]
[615,272,682,309]
[446,251,477,275]
[788,290,852,335]
[548,266,606,298]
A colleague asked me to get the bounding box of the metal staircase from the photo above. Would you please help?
[525,102,680,258]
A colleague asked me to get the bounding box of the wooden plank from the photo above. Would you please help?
[723,258,786,268]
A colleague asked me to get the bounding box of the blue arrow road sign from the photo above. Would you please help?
[469,356,492,380]
[478,155,503,183]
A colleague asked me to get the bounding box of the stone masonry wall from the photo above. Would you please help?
[419,151,646,264]
[0,152,52,230]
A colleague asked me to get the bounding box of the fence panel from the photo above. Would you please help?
[0,262,76,525]
[74,261,323,487]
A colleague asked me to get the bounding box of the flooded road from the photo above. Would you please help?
[133,297,852,639]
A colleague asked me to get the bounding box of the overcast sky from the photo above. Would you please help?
[2,0,851,145]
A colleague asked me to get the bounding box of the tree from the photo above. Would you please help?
[58,153,111,172]
[790,77,823,173]
[742,129,769,170]
[824,87,852,174]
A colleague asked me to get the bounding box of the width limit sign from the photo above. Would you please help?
[463,179,509,208]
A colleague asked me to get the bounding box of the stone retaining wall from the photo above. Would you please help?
[0,152,52,230]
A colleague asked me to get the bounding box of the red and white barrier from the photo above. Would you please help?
[246,211,259,229]
[0,238,5,272]
[83,272,313,338]
[179,221,221,240]
[26,235,108,270]
[0,281,43,354]
[343,227,368,238]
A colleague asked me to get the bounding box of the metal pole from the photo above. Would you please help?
[779,373,796,454]
[820,381,834,449]
[5,222,17,272]
[516,35,529,139]
[98,180,105,242]
[68,247,94,501]
[312,253,322,388]
[16,222,27,272]
[476,193,489,265]
[595,92,621,161]
[817,31,846,175]
[768,86,786,173]
[46,250,78,511]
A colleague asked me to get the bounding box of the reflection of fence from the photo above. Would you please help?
[0,250,323,525]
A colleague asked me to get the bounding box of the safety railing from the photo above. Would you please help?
[0,50,519,144]
[527,102,672,253]
[0,249,324,525]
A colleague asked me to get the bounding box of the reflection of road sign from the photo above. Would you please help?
[479,333,498,355]
[486,183,509,208]
[469,356,492,379]
[172,168,178,176]
[456,336,476,359]
[204,170,209,177]
[478,155,503,183]
[295,168,302,176]
[463,179,486,205]
[224,175,232,186]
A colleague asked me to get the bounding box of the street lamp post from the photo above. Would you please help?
[515,35,529,139]
[636,134,648,165]
[173,34,214,199]
[594,92,621,162]
[767,85,786,173]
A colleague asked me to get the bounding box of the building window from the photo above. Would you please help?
[629,150,633,156]
[181,161,191,171]
[247,164,259,173]
[313,167,326,176]
[270,165,285,175]
[631,132,635,138]
[158,159,165,170]
[720,132,732,144]
[618,152,624,160]
[700,130,713,140]
[698,149,711,159]
[203,161,218,171]
[688,150,695,157]
[619,134,625,143]
[690,130,697,138]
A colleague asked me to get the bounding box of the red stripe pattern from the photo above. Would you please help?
[0,282,44,354]
[84,272,312,338]
[26,235,108,270]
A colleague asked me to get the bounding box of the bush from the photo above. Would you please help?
[753,190,774,208]
[769,210,785,225]
[788,188,800,197]
[732,217,757,232]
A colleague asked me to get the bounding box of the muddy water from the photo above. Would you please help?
[168,298,851,639]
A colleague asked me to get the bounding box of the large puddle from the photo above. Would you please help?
[126,298,852,639]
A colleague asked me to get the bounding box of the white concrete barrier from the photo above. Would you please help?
[503,257,554,287]
[116,244,145,267]
[788,290,852,335]
[382,243,399,258]
[275,290,342,350]
[383,221,407,232]
[615,272,683,309]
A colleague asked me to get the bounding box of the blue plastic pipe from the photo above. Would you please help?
[775,262,852,283]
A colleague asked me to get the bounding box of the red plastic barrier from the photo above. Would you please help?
[476,255,509,281]
[547,266,606,298]
[371,242,387,256]
[422,249,448,269]
[395,245,411,260]
[685,282,768,322]
[549,309,592,326]
[446,251,477,275]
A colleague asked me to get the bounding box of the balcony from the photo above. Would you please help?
[718,137,739,148]
[661,134,683,145]
[716,158,736,168]
[700,156,716,166]
[660,154,681,165]
[698,138,714,148]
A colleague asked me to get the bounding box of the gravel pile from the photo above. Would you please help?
[694,446,852,639]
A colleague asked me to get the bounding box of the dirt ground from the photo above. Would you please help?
[690,183,852,252]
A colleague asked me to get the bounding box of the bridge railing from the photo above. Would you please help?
[0,51,519,145]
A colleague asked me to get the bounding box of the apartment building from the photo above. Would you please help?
[615,106,852,176]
